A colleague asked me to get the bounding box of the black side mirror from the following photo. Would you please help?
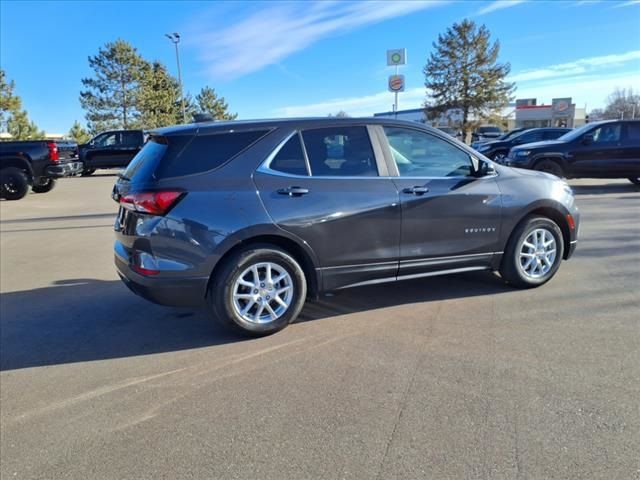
[582,133,594,145]
[471,157,495,177]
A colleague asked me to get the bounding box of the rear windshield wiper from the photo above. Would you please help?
[117,173,131,182]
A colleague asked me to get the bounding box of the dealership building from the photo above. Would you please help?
[513,98,586,129]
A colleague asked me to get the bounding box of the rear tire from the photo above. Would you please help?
[500,216,564,289]
[534,159,564,178]
[1,167,30,200]
[32,178,57,193]
[629,177,640,185]
[81,168,96,176]
[208,245,307,336]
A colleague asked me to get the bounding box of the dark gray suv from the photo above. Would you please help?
[113,118,579,335]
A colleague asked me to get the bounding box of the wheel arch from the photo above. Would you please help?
[206,233,321,300]
[506,203,573,260]
[531,155,568,175]
[1,157,34,180]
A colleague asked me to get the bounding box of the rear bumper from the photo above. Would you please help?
[45,161,83,177]
[114,244,208,307]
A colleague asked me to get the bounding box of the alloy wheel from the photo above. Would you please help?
[231,262,294,324]
[518,228,557,279]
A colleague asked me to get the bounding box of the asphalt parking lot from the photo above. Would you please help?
[1,173,639,479]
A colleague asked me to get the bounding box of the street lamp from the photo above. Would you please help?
[165,32,186,123]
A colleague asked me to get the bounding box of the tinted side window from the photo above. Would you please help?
[592,124,621,143]
[302,126,377,177]
[626,123,640,141]
[95,132,119,147]
[542,130,564,140]
[156,130,269,178]
[384,127,473,177]
[518,130,543,143]
[121,131,140,146]
[269,134,308,176]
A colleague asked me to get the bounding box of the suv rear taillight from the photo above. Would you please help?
[47,142,59,162]
[119,191,184,216]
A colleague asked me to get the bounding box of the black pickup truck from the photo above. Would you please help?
[0,140,81,200]
[79,129,146,175]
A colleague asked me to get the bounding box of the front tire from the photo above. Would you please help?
[491,151,508,163]
[629,177,640,185]
[500,216,564,288]
[208,245,307,336]
[534,159,565,178]
[81,168,96,176]
[1,167,30,200]
[32,178,57,193]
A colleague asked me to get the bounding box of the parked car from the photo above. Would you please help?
[436,126,463,141]
[79,129,146,175]
[113,118,579,336]
[0,140,81,200]
[506,120,640,183]
[471,127,528,149]
[475,128,571,163]
[471,125,503,143]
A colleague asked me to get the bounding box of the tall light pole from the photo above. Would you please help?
[165,33,186,123]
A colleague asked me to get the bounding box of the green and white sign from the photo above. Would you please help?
[386,49,406,66]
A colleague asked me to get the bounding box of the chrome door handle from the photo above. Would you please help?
[277,186,309,197]
[402,186,429,195]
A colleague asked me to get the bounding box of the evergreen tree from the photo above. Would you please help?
[68,120,92,144]
[80,39,147,133]
[0,69,22,132]
[195,86,237,120]
[423,19,515,142]
[7,109,45,140]
[138,61,183,128]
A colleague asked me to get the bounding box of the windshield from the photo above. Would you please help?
[557,124,593,142]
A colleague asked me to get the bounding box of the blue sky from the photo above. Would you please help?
[1,0,639,133]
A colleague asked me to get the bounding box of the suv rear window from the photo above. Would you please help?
[155,130,270,178]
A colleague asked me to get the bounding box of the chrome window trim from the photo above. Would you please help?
[256,126,499,181]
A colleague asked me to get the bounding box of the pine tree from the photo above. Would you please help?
[138,61,183,128]
[80,39,147,133]
[7,109,45,140]
[0,69,22,132]
[423,19,515,142]
[195,86,237,120]
[68,120,92,144]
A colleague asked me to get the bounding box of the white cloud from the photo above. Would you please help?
[476,0,526,15]
[613,0,640,7]
[515,72,640,108]
[187,1,447,80]
[509,50,640,82]
[273,87,426,117]
[272,50,640,117]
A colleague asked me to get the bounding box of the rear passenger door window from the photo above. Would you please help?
[269,134,309,176]
[302,126,378,177]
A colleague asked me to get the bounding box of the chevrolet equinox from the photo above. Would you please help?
[113,118,579,335]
